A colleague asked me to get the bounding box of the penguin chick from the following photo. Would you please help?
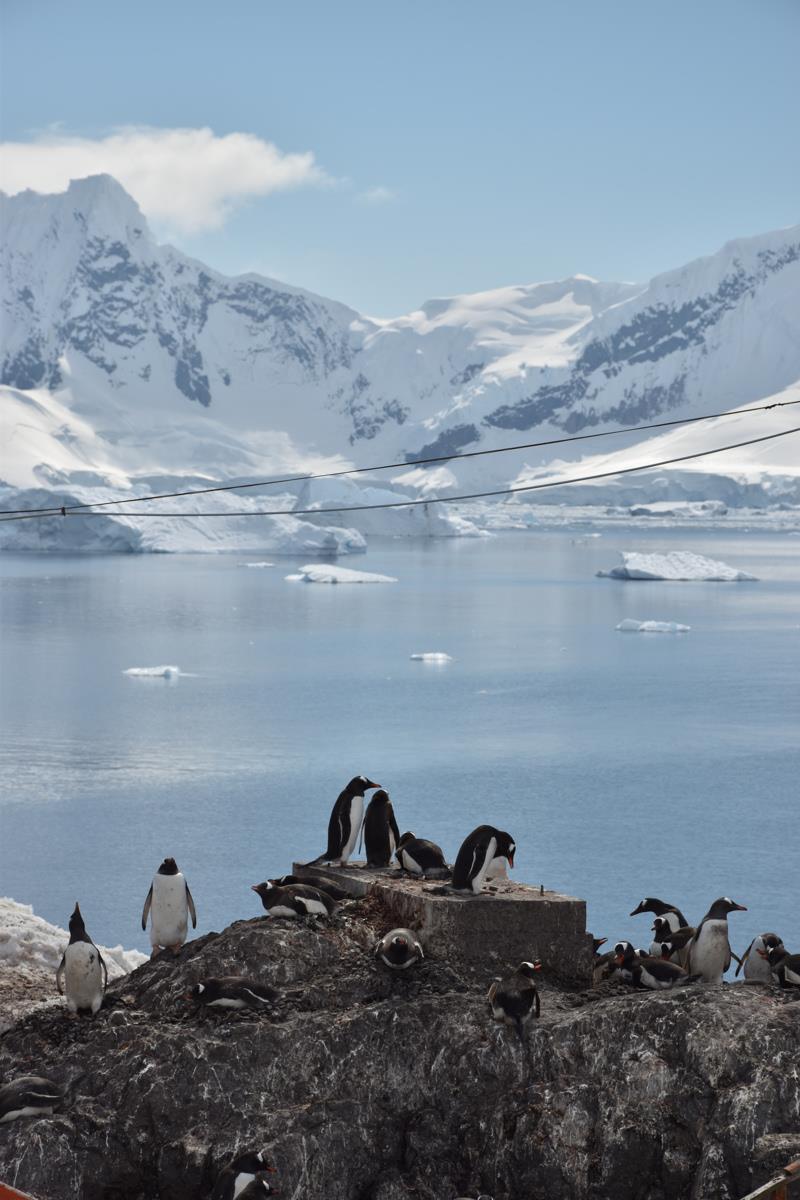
[487,960,541,1042]
[736,932,784,981]
[0,1076,63,1123]
[453,826,515,894]
[688,896,747,983]
[764,944,800,988]
[630,897,689,932]
[237,1174,280,1199]
[56,903,107,1016]
[304,775,381,867]
[374,928,424,971]
[394,832,450,879]
[650,920,695,966]
[613,942,696,990]
[251,881,336,918]
[190,977,278,1012]
[363,789,401,867]
[141,857,197,958]
[211,1150,277,1200]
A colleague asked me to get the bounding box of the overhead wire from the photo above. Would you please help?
[0,396,798,518]
[2,422,797,521]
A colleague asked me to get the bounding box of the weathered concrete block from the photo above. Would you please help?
[292,862,593,986]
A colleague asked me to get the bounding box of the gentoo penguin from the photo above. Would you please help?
[305,775,380,867]
[141,857,196,958]
[236,1175,280,1199]
[453,825,515,894]
[763,943,800,988]
[269,874,351,903]
[374,928,424,971]
[487,960,541,1042]
[55,903,107,1016]
[0,1076,63,1123]
[630,897,689,933]
[190,977,278,1012]
[211,1151,277,1200]
[613,942,696,990]
[650,919,695,966]
[687,896,747,983]
[363,789,401,868]
[736,932,784,982]
[592,937,616,984]
[251,881,336,918]
[394,832,450,879]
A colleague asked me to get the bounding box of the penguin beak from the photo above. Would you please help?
[614,954,625,966]
[507,851,515,868]
[756,948,769,959]
[732,903,747,911]
[250,884,260,893]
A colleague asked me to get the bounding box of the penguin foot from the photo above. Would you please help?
[150,947,162,960]
[169,943,183,956]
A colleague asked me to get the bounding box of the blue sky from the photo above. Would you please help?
[2,0,798,315]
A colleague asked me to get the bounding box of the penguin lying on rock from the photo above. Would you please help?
[453,826,515,894]
[251,881,336,919]
[764,943,800,988]
[613,942,698,990]
[269,875,351,903]
[0,1076,64,1123]
[190,977,278,1013]
[688,896,746,983]
[395,832,450,879]
[305,775,380,867]
[56,903,107,1016]
[374,928,424,971]
[630,897,689,932]
[487,960,542,1042]
[142,857,196,959]
[737,932,784,982]
[211,1150,277,1200]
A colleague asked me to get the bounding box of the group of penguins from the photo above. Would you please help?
[2,776,799,1199]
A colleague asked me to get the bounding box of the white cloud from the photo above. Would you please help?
[0,126,331,232]
[359,185,396,205]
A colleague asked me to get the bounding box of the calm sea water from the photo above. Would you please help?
[1,527,798,961]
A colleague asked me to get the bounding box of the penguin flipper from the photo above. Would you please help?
[735,940,753,977]
[98,950,108,991]
[186,883,197,928]
[141,885,153,931]
[389,807,401,848]
[56,953,66,995]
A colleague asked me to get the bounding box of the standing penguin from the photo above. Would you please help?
[142,857,197,959]
[305,775,380,867]
[487,960,541,1042]
[453,825,515,894]
[374,928,424,971]
[211,1150,276,1200]
[55,903,107,1016]
[688,896,747,983]
[363,789,401,868]
[630,897,689,932]
[736,932,784,982]
[394,832,450,879]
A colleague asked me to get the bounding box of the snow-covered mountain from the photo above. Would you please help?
[1,175,799,551]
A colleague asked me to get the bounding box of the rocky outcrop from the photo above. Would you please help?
[0,895,798,1200]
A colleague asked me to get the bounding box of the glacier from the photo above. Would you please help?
[1,175,800,552]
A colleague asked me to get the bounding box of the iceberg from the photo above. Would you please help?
[616,619,691,633]
[410,652,453,662]
[286,564,398,584]
[597,551,757,581]
[124,665,182,678]
[240,561,275,568]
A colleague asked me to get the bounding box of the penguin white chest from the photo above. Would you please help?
[150,874,189,947]
[232,1174,256,1198]
[340,795,363,863]
[691,920,729,982]
[744,940,772,983]
[64,942,104,1013]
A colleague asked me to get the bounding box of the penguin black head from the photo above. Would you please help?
[495,830,516,868]
[158,857,180,875]
[518,960,542,979]
[706,896,747,918]
[765,943,788,967]
[353,775,380,793]
[251,881,272,898]
[652,917,672,939]
[370,789,391,804]
[630,897,670,917]
[68,903,86,937]
[613,941,636,965]
[755,932,784,960]
[397,831,416,847]
[231,1149,276,1174]
[246,1175,279,1196]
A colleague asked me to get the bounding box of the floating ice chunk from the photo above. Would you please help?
[286,564,398,584]
[240,561,274,568]
[597,551,757,582]
[124,665,181,678]
[616,619,691,633]
[410,652,453,662]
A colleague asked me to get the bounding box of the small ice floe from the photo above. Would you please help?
[597,551,757,582]
[240,561,274,568]
[286,563,398,584]
[123,665,182,678]
[616,619,691,634]
[410,652,453,662]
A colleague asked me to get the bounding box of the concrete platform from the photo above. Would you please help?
[292,861,593,986]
